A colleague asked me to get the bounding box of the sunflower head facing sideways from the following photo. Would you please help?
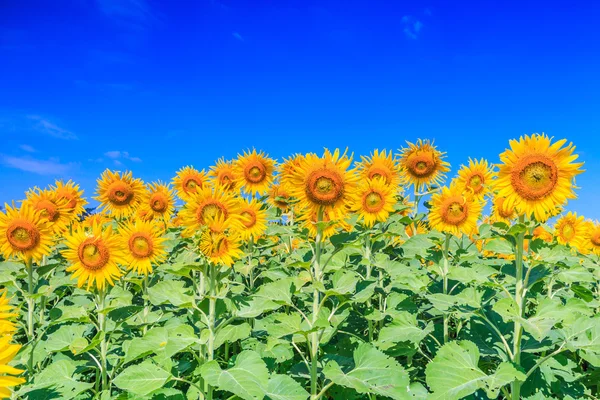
[582,222,600,256]
[0,203,53,263]
[455,158,495,201]
[95,170,145,218]
[199,229,243,267]
[268,184,292,212]
[209,158,239,193]
[118,220,167,275]
[140,181,175,222]
[24,187,74,234]
[51,179,88,216]
[554,212,588,252]
[172,166,209,200]
[234,149,276,195]
[491,195,516,224]
[349,178,397,228]
[398,139,450,189]
[494,133,584,222]
[299,207,352,239]
[237,198,268,240]
[357,149,401,188]
[428,185,483,236]
[179,185,242,236]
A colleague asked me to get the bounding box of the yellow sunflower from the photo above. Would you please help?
[299,208,352,239]
[358,149,401,188]
[140,181,175,221]
[172,166,209,200]
[209,158,239,192]
[199,228,243,267]
[237,198,268,240]
[0,289,17,335]
[234,149,275,195]
[278,154,305,188]
[62,223,126,291]
[398,139,450,189]
[554,212,588,251]
[288,149,358,220]
[95,170,145,218]
[349,178,396,227]
[51,179,88,216]
[81,212,112,229]
[268,184,292,212]
[428,185,483,236]
[455,158,495,201]
[179,186,242,236]
[533,225,553,243]
[491,195,516,223]
[118,220,167,275]
[494,134,584,222]
[0,335,25,398]
[583,222,600,256]
[24,188,74,234]
[0,203,53,262]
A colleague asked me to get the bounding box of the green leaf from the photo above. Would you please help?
[113,360,171,397]
[44,324,88,353]
[25,359,93,398]
[327,270,359,296]
[255,277,296,305]
[214,323,252,349]
[377,311,433,350]
[399,234,435,258]
[148,280,194,307]
[484,238,513,254]
[265,375,309,400]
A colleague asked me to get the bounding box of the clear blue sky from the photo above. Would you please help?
[1,1,600,217]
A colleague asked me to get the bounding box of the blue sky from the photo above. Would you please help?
[1,0,600,217]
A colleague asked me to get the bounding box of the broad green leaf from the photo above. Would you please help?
[255,277,296,305]
[377,311,433,350]
[484,238,513,254]
[265,375,309,400]
[44,324,88,353]
[113,360,171,396]
[400,234,435,258]
[327,270,359,295]
[214,323,252,349]
[24,359,93,398]
[148,280,194,307]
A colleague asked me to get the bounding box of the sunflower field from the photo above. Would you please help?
[1,134,600,400]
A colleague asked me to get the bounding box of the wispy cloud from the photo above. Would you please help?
[0,154,77,175]
[27,115,78,140]
[232,32,244,42]
[19,144,36,153]
[402,16,423,40]
[104,150,142,165]
[96,0,159,29]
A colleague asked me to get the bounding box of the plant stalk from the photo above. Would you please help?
[511,215,526,400]
[206,264,217,400]
[442,233,451,344]
[311,208,324,399]
[142,274,149,334]
[98,288,108,393]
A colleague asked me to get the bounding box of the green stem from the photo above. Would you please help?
[442,233,451,344]
[26,258,34,339]
[364,235,374,342]
[142,275,149,335]
[98,288,108,393]
[311,208,324,399]
[511,215,526,400]
[206,264,217,400]
[248,237,254,290]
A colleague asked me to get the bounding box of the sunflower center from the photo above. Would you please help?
[108,182,134,206]
[183,176,201,193]
[306,169,344,206]
[244,162,267,184]
[78,239,110,271]
[468,174,484,193]
[368,168,391,184]
[241,210,257,228]
[407,154,436,178]
[560,223,575,241]
[363,191,385,213]
[129,234,153,258]
[591,232,600,247]
[6,222,40,251]
[150,193,168,212]
[198,202,227,224]
[36,199,59,222]
[495,197,514,219]
[511,155,558,201]
[441,197,469,225]
[59,192,77,209]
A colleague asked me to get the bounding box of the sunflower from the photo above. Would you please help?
[0,335,25,398]
[358,149,401,188]
[179,186,242,236]
[299,208,352,239]
[95,170,145,218]
[533,226,553,243]
[199,228,243,267]
[118,220,167,275]
[62,223,126,291]
[81,213,112,229]
[24,188,74,233]
[455,158,495,201]
[406,221,428,238]
[491,195,516,223]
[51,179,88,216]
[0,203,53,262]
[0,289,17,335]
[428,185,483,236]
[398,139,450,189]
[234,149,275,195]
[349,178,396,227]
[268,184,292,212]
[237,198,268,240]
[494,134,584,222]
[583,222,600,256]
[209,158,239,192]
[278,154,305,188]
[288,149,358,220]
[554,212,588,251]
[140,182,175,221]
[172,166,209,200]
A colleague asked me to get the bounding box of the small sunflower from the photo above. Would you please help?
[428,185,483,236]
[209,158,239,192]
[455,158,495,201]
[62,223,126,291]
[234,149,275,195]
[358,149,401,188]
[491,195,516,223]
[237,198,268,240]
[172,166,209,200]
[95,170,145,218]
[349,178,396,227]
[51,179,88,216]
[24,188,74,234]
[0,335,25,398]
[140,181,175,221]
[179,186,242,235]
[81,213,112,229]
[268,184,292,212]
[278,154,305,188]
[583,222,600,256]
[554,212,588,251]
[0,289,17,335]
[398,139,450,189]
[533,226,553,243]
[199,229,243,267]
[494,134,584,222]
[118,220,167,275]
[0,203,53,262]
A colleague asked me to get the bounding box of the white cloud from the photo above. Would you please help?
[19,144,36,153]
[0,154,77,175]
[27,115,78,140]
[103,150,142,166]
[232,32,244,41]
[402,15,423,40]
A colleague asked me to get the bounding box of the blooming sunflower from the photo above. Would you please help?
[234,149,275,195]
[583,222,600,256]
[24,188,74,234]
[491,195,516,223]
[0,203,53,262]
[62,223,126,291]
[357,149,401,188]
[494,134,584,222]
[172,166,209,200]
[554,212,588,251]
[199,228,243,267]
[0,335,25,398]
[268,184,292,212]
[95,170,145,218]
[51,179,88,216]
[428,185,483,236]
[398,139,450,189]
[81,212,112,229]
[118,220,167,275]
[533,226,553,243]
[278,154,305,188]
[0,289,17,335]
[140,182,175,222]
[237,198,268,240]
[179,186,242,236]
[455,158,495,201]
[209,158,239,192]
[288,149,358,220]
[349,178,396,227]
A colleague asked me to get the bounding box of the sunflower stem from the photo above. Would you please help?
[511,215,526,400]
[98,288,109,393]
[442,233,451,344]
[364,235,374,342]
[248,236,254,290]
[142,274,149,335]
[310,208,324,399]
[26,258,35,339]
[206,263,217,400]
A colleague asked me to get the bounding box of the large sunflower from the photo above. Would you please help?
[118,220,167,275]
[62,223,126,291]
[199,229,243,267]
[237,198,268,240]
[494,134,584,222]
[172,166,209,200]
[554,212,588,251]
[234,149,275,195]
[209,158,239,192]
[358,149,401,188]
[491,195,516,223]
[398,139,450,189]
[288,149,357,220]
[0,335,25,398]
[95,170,145,218]
[51,179,88,216]
[349,178,396,227]
[583,222,600,256]
[0,203,53,262]
[140,181,175,222]
[179,186,242,236]
[268,184,292,212]
[428,185,483,236]
[455,158,495,201]
[0,289,17,335]
[24,188,74,234]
